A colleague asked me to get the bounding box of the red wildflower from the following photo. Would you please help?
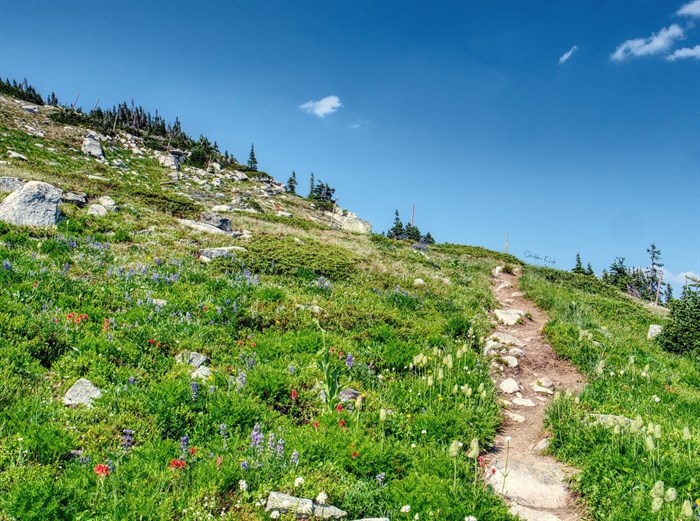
[351,451,360,459]
[478,456,486,468]
[94,463,110,478]
[238,340,244,347]
[339,419,346,428]
[216,456,223,469]
[335,403,343,413]
[202,306,208,312]
[313,421,320,430]
[250,342,256,348]
[490,467,496,475]
[291,389,298,401]
[190,447,197,456]
[32,282,38,288]
[169,458,186,470]
[148,338,156,345]
[102,318,110,333]
[338,351,344,359]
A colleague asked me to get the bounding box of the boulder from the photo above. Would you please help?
[647,324,662,340]
[175,351,208,368]
[487,459,569,510]
[82,132,104,158]
[63,378,102,408]
[156,149,185,170]
[314,505,348,519]
[177,218,229,235]
[191,366,212,380]
[7,150,28,161]
[21,104,40,113]
[200,212,232,232]
[265,492,313,517]
[62,191,88,207]
[0,177,24,193]
[231,170,249,182]
[0,181,62,227]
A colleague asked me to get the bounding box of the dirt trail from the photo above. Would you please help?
[484,266,586,521]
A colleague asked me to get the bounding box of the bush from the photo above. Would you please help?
[657,282,700,355]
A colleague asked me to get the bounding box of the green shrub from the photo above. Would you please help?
[657,282,700,355]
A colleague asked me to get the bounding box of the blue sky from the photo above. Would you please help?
[1,0,699,287]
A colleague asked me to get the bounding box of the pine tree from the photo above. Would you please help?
[585,263,595,276]
[286,171,297,194]
[247,143,258,171]
[422,232,436,245]
[572,253,584,274]
[387,210,405,239]
[308,173,315,198]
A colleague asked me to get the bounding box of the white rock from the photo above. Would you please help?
[509,347,525,357]
[495,281,512,292]
[82,132,104,158]
[500,378,520,394]
[510,291,524,298]
[87,204,108,217]
[413,278,426,287]
[7,150,28,161]
[211,205,232,212]
[488,332,525,347]
[504,410,526,423]
[63,378,102,408]
[535,377,554,389]
[487,459,569,510]
[495,309,527,326]
[191,366,212,380]
[0,181,62,227]
[531,438,550,452]
[175,351,209,368]
[177,218,230,235]
[492,266,504,277]
[502,356,519,368]
[531,384,555,395]
[0,177,24,193]
[647,324,662,340]
[512,397,536,407]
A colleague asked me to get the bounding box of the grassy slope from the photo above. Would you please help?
[0,97,518,520]
[520,266,700,521]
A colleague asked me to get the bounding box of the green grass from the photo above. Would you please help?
[520,266,700,521]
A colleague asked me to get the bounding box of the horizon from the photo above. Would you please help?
[1,0,698,288]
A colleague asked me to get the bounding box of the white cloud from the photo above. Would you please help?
[677,0,700,17]
[299,95,342,118]
[662,268,700,287]
[610,24,685,62]
[349,119,370,130]
[666,44,700,60]
[558,45,579,64]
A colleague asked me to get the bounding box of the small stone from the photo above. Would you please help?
[502,355,519,368]
[413,278,426,287]
[492,266,504,277]
[512,397,536,407]
[531,384,555,395]
[211,205,232,212]
[505,410,526,423]
[509,347,525,357]
[175,351,209,368]
[7,150,28,161]
[510,291,524,298]
[489,332,525,347]
[500,378,520,394]
[63,378,102,408]
[536,377,554,389]
[495,309,527,326]
[339,388,361,403]
[87,204,107,217]
[531,438,550,452]
[276,211,293,218]
[199,246,247,259]
[495,281,512,292]
[82,132,104,158]
[199,255,211,264]
[62,191,88,207]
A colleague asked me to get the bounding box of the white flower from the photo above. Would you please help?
[652,395,661,403]
[400,505,411,513]
[238,479,247,491]
[465,517,478,521]
[421,429,427,435]
[270,511,280,519]
[294,476,305,488]
[414,514,420,520]
[651,497,663,513]
[411,443,417,448]
[664,487,677,502]
[316,491,328,505]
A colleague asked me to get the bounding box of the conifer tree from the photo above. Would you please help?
[387,210,405,239]
[572,253,584,274]
[247,143,258,171]
[308,173,315,198]
[286,171,297,194]
[585,263,595,276]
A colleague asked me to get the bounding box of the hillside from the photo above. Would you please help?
[0,89,698,521]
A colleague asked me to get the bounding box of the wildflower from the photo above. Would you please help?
[376,472,385,485]
[448,440,463,458]
[335,403,343,413]
[250,424,263,451]
[128,376,136,385]
[148,338,156,345]
[190,447,197,456]
[219,423,228,438]
[645,436,655,452]
[121,429,134,450]
[681,500,692,517]
[651,497,663,513]
[190,382,199,400]
[290,450,299,466]
[276,438,285,459]
[241,460,250,471]
[651,481,665,498]
[169,459,186,470]
[94,463,110,478]
[294,476,304,487]
[313,421,320,430]
[180,436,189,453]
[316,491,328,505]
[237,371,247,389]
[465,517,478,521]
[652,395,661,403]
[683,426,692,440]
[216,456,223,469]
[466,438,479,458]
[346,353,354,369]
[268,432,276,453]
[291,389,298,401]
[379,409,387,422]
[478,455,486,468]
[270,511,280,519]
[490,467,497,475]
[400,505,411,513]
[239,479,248,491]
[79,456,90,465]
[351,451,360,459]
[287,365,297,375]
[339,419,346,428]
[2,259,12,270]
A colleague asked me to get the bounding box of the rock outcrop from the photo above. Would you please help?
[0,181,62,227]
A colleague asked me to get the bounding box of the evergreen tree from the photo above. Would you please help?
[286,171,297,194]
[646,243,664,300]
[404,223,422,242]
[657,278,700,354]
[308,173,315,198]
[422,232,436,245]
[585,263,595,276]
[247,143,258,171]
[572,253,584,274]
[387,210,405,239]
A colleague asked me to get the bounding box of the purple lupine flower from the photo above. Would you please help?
[180,436,189,453]
[219,424,228,439]
[237,371,247,389]
[346,353,354,369]
[287,365,297,375]
[105,459,115,472]
[155,258,162,266]
[290,450,299,466]
[376,472,385,485]
[190,382,200,400]
[121,429,134,450]
[250,424,263,451]
[267,432,276,453]
[185,311,192,322]
[241,460,250,471]
[125,291,131,302]
[79,456,90,465]
[127,376,136,385]
[276,438,285,459]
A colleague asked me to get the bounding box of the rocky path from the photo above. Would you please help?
[484,266,586,521]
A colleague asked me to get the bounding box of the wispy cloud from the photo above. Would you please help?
[558,45,579,64]
[666,43,700,60]
[349,119,370,130]
[663,268,700,287]
[677,0,700,17]
[610,24,684,62]
[299,95,342,118]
